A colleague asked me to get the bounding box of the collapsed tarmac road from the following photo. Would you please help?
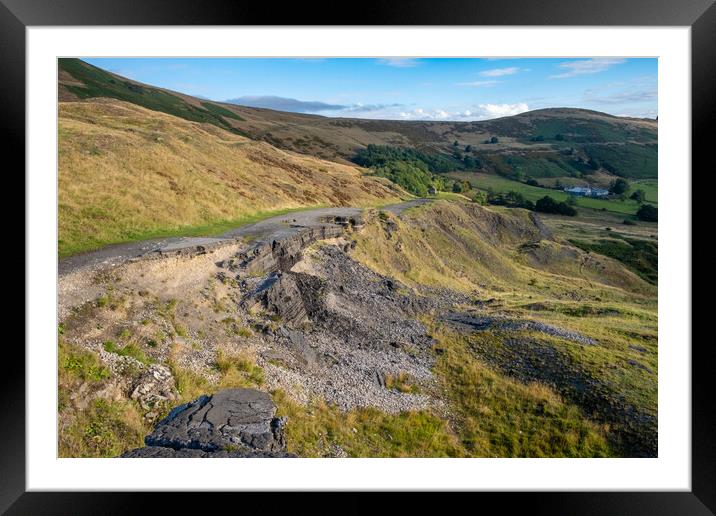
[58,199,433,277]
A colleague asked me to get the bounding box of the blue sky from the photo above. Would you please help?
[83,57,658,121]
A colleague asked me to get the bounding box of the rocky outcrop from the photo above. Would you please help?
[230,219,358,277]
[121,388,293,458]
[244,270,326,327]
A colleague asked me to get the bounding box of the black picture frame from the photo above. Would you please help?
[4,0,714,513]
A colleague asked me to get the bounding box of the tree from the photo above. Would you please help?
[490,136,499,144]
[636,204,658,222]
[630,189,646,203]
[535,196,559,213]
[609,178,630,195]
[452,181,464,193]
[535,196,577,216]
[465,145,472,153]
[472,190,488,205]
[555,133,564,141]
[453,140,459,147]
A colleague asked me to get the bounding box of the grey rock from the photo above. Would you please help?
[442,312,596,345]
[245,271,326,328]
[130,364,179,421]
[122,388,293,457]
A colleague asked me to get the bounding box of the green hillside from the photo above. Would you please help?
[59,58,246,134]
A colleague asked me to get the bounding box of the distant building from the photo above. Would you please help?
[564,186,609,198]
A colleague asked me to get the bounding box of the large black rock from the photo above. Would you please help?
[121,388,293,458]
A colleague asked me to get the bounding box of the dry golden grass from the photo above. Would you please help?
[58,98,404,255]
[353,200,655,300]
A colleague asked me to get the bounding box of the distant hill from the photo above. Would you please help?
[59,59,657,182]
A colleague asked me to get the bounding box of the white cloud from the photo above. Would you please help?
[376,58,419,68]
[476,102,530,118]
[550,58,626,79]
[398,104,529,121]
[458,80,500,87]
[399,108,457,120]
[480,66,521,77]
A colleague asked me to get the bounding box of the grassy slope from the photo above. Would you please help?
[351,200,657,455]
[354,201,655,297]
[58,99,404,256]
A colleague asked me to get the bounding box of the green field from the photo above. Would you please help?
[447,172,656,216]
[629,179,658,204]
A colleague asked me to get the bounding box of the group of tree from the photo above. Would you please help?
[483,136,499,144]
[370,160,443,197]
[353,144,460,173]
[454,144,483,170]
[534,196,577,216]
[462,155,481,169]
[484,191,575,216]
[486,190,535,210]
[529,134,565,142]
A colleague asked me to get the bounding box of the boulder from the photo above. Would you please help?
[121,388,293,458]
[130,364,179,421]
